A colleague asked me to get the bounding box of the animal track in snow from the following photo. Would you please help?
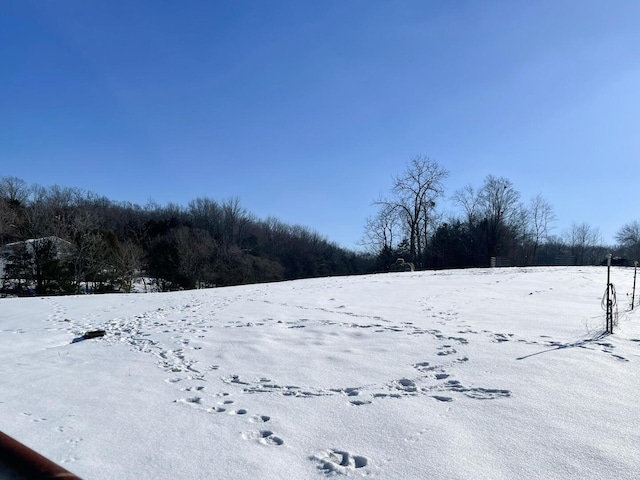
[492,333,513,343]
[463,387,512,400]
[181,385,205,392]
[52,421,83,465]
[66,437,82,447]
[59,455,80,465]
[434,379,511,400]
[609,353,628,362]
[174,397,203,406]
[243,430,284,446]
[391,378,418,394]
[205,398,236,413]
[21,412,46,423]
[222,374,250,386]
[234,375,328,398]
[437,347,457,356]
[312,449,368,474]
[249,415,271,423]
[412,361,433,372]
[432,395,454,402]
[330,387,361,397]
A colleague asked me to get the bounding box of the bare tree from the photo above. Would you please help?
[0,176,29,244]
[565,222,602,265]
[451,184,481,226]
[477,175,521,257]
[512,202,532,265]
[173,226,217,288]
[188,197,222,234]
[451,184,484,263]
[0,176,29,204]
[361,203,401,254]
[112,240,144,292]
[615,220,640,262]
[221,197,250,249]
[528,194,556,264]
[375,156,448,267]
[451,175,524,262]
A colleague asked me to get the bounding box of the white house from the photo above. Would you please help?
[0,236,75,278]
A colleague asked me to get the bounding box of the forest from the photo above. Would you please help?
[0,176,367,295]
[1,162,639,296]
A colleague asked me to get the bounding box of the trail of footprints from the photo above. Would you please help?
[176,384,369,473]
[20,412,83,465]
[37,292,638,476]
[58,296,622,476]
[172,388,285,451]
[108,299,513,477]
[212,322,510,406]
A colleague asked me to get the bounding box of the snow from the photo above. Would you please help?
[1,266,639,479]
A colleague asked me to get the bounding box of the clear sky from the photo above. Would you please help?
[2,1,639,250]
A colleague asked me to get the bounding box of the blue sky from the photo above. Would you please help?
[2,1,639,250]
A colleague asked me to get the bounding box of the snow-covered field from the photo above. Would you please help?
[1,267,639,479]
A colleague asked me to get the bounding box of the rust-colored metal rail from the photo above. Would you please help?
[0,430,82,479]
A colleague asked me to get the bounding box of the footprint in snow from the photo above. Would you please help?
[441,380,511,400]
[437,347,457,356]
[243,430,284,446]
[610,354,628,362]
[181,385,205,392]
[330,387,360,397]
[174,397,202,406]
[432,395,454,402]
[413,361,435,373]
[21,412,47,423]
[492,333,513,343]
[391,378,418,394]
[463,388,511,400]
[249,415,270,423]
[312,449,368,474]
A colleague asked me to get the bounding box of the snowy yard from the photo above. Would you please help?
[1,267,639,479]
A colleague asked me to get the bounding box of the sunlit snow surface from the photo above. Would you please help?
[1,267,639,479]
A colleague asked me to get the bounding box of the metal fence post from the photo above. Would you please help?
[606,254,613,334]
[633,261,638,310]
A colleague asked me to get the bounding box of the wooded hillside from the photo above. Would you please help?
[0,177,369,295]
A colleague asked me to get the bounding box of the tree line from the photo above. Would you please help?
[0,176,368,295]
[363,156,638,271]
[3,160,639,296]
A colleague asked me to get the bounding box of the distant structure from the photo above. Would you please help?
[389,258,414,272]
[600,256,629,267]
[490,256,512,268]
[553,255,577,266]
[0,236,75,279]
